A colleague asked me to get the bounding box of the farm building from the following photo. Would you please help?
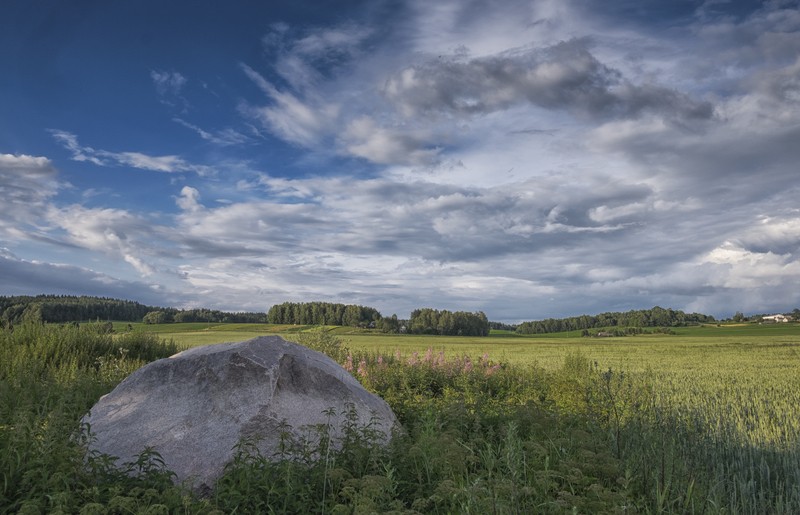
[762,314,792,323]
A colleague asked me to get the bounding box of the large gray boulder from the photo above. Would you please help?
[82,336,398,492]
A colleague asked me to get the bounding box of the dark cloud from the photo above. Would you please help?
[0,250,179,307]
[384,39,713,123]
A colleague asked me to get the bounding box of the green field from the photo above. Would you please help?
[151,322,800,491]
[142,321,800,458]
[4,321,799,513]
[143,321,800,372]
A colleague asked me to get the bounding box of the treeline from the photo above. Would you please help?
[0,295,266,326]
[489,321,518,331]
[142,308,266,324]
[0,295,155,325]
[267,302,381,327]
[407,308,490,336]
[517,306,715,334]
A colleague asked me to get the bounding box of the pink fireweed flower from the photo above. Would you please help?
[407,351,419,366]
[357,358,368,378]
[344,353,354,372]
[463,358,473,373]
[377,355,384,366]
[424,348,434,364]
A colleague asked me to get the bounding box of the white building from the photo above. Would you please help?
[762,314,792,323]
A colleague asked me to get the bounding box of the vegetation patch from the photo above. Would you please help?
[2,323,799,513]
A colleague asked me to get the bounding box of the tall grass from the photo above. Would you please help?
[335,344,800,513]
[2,323,799,513]
[0,323,207,514]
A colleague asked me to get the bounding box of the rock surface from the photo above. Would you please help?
[83,336,398,492]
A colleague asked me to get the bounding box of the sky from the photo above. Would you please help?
[1,0,799,322]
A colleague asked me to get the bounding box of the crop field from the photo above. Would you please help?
[3,321,799,513]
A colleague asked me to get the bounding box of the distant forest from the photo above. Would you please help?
[267,301,381,327]
[8,295,784,336]
[406,308,490,336]
[266,302,491,336]
[0,295,265,326]
[516,306,716,334]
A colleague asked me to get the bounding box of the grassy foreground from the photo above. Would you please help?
[2,322,799,513]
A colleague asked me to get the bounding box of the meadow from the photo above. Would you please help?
[2,321,799,513]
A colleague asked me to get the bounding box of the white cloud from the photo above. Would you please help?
[240,64,339,147]
[151,70,187,96]
[173,118,250,146]
[50,130,214,175]
[176,186,203,212]
[151,70,188,109]
[0,153,60,237]
[49,130,106,165]
[49,205,159,277]
[341,116,441,165]
[702,241,800,289]
[237,2,713,174]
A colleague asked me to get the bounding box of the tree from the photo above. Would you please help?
[342,305,361,327]
[143,310,171,324]
[408,308,489,336]
[378,314,401,333]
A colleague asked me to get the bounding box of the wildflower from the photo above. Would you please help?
[408,351,419,366]
[344,353,354,372]
[357,358,368,378]
[463,358,473,373]
[424,348,434,364]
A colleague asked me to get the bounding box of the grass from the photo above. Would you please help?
[3,321,800,513]
[138,321,793,375]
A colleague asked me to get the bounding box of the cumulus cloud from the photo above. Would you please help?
[341,116,441,165]
[176,186,203,213]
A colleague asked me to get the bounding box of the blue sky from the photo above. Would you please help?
[2,0,799,322]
